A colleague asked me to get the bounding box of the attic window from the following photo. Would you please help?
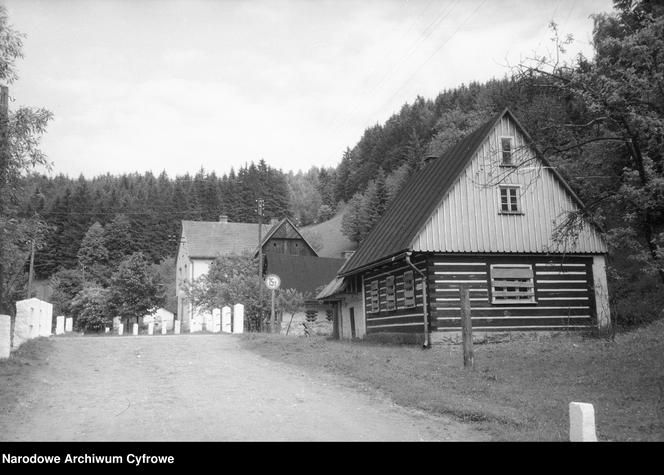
[490,265,535,304]
[501,137,514,165]
[499,186,521,214]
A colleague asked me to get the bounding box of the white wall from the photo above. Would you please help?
[338,292,365,340]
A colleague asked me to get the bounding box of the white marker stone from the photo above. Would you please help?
[55,316,65,335]
[65,317,73,332]
[118,323,124,336]
[569,402,598,442]
[174,320,181,335]
[147,322,154,335]
[105,327,109,334]
[233,304,244,334]
[161,324,167,335]
[221,306,232,333]
[132,323,138,336]
[0,315,11,359]
[212,314,221,333]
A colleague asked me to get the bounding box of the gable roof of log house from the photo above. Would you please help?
[181,217,317,259]
[338,107,601,277]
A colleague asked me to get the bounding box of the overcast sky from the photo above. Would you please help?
[5,0,614,178]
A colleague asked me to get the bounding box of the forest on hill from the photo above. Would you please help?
[3,0,663,329]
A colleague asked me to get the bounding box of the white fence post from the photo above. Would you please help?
[161,320,167,335]
[38,301,53,337]
[65,317,73,332]
[118,323,124,336]
[174,320,181,335]
[0,315,11,359]
[147,322,154,335]
[55,316,65,335]
[569,402,598,442]
[221,306,232,333]
[233,304,244,334]
[132,323,138,336]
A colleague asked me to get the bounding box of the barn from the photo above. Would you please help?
[317,108,611,344]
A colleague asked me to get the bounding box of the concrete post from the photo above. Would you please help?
[132,323,138,336]
[569,402,598,442]
[174,320,181,335]
[147,322,154,335]
[105,327,109,334]
[118,323,124,336]
[232,304,244,334]
[55,316,65,335]
[0,315,11,359]
[65,317,73,332]
[161,322,167,335]
[221,306,231,333]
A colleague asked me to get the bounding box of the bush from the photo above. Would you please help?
[70,286,110,332]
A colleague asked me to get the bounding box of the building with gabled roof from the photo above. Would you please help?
[176,215,318,330]
[318,108,610,343]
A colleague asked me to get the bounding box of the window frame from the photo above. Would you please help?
[385,275,396,311]
[498,184,523,215]
[490,264,536,304]
[370,280,380,313]
[500,136,515,166]
[403,270,415,308]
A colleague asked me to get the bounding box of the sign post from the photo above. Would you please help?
[265,274,281,333]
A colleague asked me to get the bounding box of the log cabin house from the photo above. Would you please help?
[317,108,611,344]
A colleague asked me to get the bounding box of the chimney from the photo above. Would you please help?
[270,218,280,226]
[219,215,229,223]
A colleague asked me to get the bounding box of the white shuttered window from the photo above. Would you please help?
[490,264,535,304]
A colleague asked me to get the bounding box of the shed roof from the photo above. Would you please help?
[265,254,346,296]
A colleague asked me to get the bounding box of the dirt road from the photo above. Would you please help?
[1,334,487,441]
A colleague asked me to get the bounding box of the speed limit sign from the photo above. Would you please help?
[265,274,281,290]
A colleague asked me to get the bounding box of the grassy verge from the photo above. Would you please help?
[0,338,55,420]
[240,321,664,441]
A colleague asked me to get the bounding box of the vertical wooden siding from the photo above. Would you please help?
[362,260,427,334]
[412,116,607,254]
[430,255,597,331]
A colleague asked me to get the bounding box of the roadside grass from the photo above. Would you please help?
[0,338,55,420]
[240,320,664,441]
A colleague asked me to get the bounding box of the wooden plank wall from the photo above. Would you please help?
[429,254,597,331]
[363,259,427,334]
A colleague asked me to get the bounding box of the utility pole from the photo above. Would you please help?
[0,86,9,314]
[26,237,35,299]
[257,198,264,279]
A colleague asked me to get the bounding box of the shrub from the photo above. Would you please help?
[70,286,110,332]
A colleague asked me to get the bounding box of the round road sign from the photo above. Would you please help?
[265,274,281,290]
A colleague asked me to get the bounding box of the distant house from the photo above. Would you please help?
[318,108,611,343]
[176,215,318,330]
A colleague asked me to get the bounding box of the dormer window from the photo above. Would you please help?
[500,137,514,166]
[499,185,522,214]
